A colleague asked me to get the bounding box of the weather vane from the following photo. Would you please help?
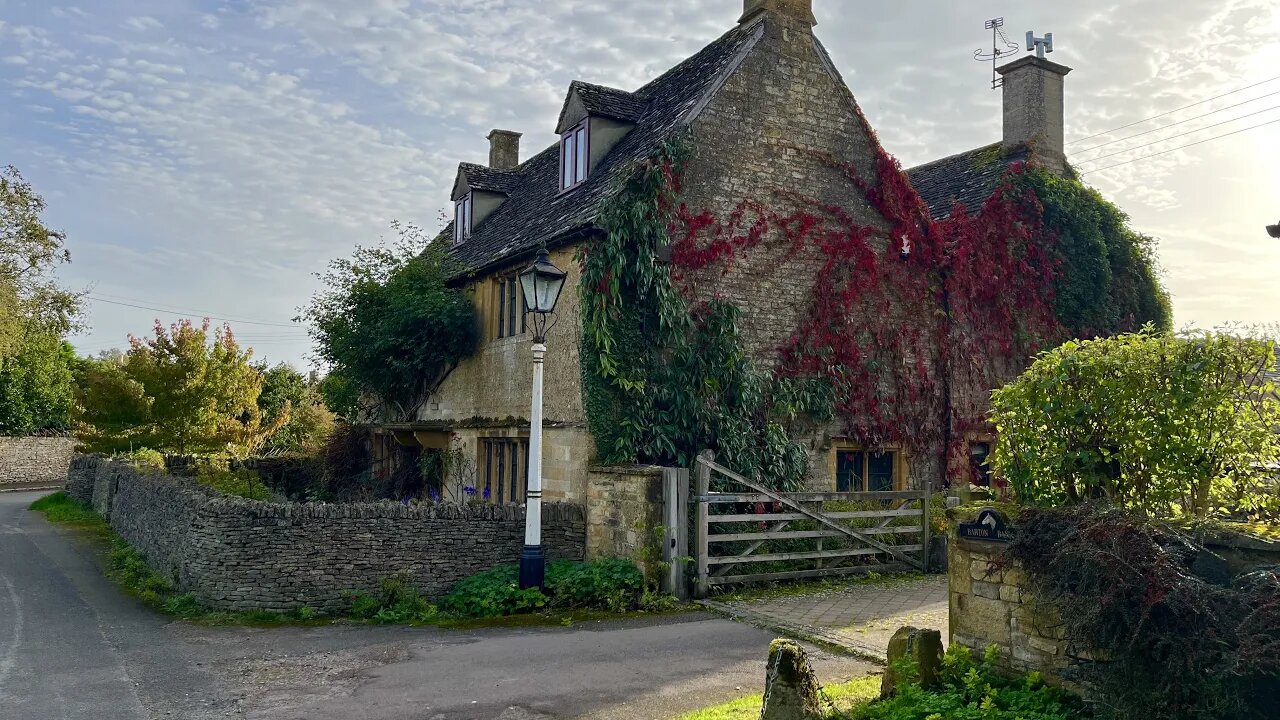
[974,18,1019,90]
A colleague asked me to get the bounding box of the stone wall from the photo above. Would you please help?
[0,436,76,490]
[69,458,587,612]
[585,465,665,577]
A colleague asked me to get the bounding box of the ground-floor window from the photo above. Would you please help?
[481,437,530,504]
[834,447,898,492]
[968,441,992,487]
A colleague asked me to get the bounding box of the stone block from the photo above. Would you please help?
[953,593,1012,645]
[761,639,824,720]
[881,626,944,698]
[972,580,1001,600]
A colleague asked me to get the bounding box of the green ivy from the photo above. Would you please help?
[579,138,810,489]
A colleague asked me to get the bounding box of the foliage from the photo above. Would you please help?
[580,138,811,488]
[991,329,1280,519]
[300,222,478,421]
[116,447,165,472]
[107,536,176,605]
[1005,506,1280,720]
[846,645,1085,720]
[0,166,83,360]
[28,491,100,524]
[256,362,335,454]
[320,423,375,501]
[196,467,275,501]
[442,558,650,618]
[440,564,549,618]
[0,336,75,434]
[346,574,438,624]
[77,320,280,456]
[675,677,881,720]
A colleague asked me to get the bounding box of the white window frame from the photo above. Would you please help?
[559,120,589,191]
[454,192,473,245]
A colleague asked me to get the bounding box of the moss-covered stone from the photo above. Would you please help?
[880,626,944,698]
[761,639,824,720]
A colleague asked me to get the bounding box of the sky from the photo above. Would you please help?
[2,0,1278,368]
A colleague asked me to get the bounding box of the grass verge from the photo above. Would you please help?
[675,676,881,720]
[30,492,691,628]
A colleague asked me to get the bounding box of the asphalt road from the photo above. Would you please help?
[0,491,875,719]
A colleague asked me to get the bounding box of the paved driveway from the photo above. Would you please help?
[703,575,949,661]
[0,491,875,719]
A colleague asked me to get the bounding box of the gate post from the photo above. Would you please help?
[922,481,933,572]
[662,467,691,600]
[694,450,713,599]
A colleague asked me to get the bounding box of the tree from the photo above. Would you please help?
[299,222,478,420]
[0,337,76,435]
[991,328,1280,519]
[256,361,335,454]
[78,320,279,456]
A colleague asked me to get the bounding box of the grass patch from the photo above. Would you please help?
[29,492,106,527]
[675,676,881,720]
[713,571,926,603]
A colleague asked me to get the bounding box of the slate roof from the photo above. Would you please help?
[571,81,649,123]
[447,20,763,280]
[456,162,520,196]
[905,143,1029,220]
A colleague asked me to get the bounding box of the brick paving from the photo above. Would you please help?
[702,574,949,662]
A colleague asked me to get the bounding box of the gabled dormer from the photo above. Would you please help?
[555,81,647,191]
[451,131,522,244]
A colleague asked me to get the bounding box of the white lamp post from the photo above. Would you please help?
[517,242,567,589]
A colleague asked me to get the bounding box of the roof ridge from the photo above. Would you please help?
[905,141,1002,172]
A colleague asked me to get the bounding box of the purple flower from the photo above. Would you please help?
[401,496,412,506]
[464,486,477,497]
[482,486,492,501]
[428,488,441,503]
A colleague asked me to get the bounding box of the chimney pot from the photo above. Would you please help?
[487,129,522,170]
[740,0,816,27]
[997,56,1072,175]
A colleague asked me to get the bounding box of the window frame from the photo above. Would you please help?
[480,436,531,505]
[453,192,473,245]
[494,274,529,340]
[559,119,590,191]
[830,443,904,492]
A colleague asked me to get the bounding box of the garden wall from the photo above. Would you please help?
[66,457,587,612]
[585,465,665,577]
[0,436,76,491]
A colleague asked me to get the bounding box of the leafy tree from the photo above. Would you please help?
[991,328,1280,519]
[256,361,335,454]
[0,337,75,434]
[73,350,150,453]
[78,320,280,456]
[299,222,478,420]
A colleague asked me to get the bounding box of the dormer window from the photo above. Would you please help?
[560,121,589,190]
[454,192,473,244]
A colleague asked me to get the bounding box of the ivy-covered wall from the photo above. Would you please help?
[578,12,1170,492]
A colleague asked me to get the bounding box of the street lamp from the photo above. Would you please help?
[517,242,567,590]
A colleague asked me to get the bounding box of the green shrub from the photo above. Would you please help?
[196,467,274,501]
[29,492,101,525]
[544,558,644,611]
[346,574,437,624]
[441,565,547,618]
[847,645,1085,720]
[163,593,205,618]
[117,448,165,472]
[106,539,174,604]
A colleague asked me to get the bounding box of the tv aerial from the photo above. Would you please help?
[974,18,1019,90]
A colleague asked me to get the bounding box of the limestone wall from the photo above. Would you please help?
[585,465,665,577]
[0,436,76,490]
[67,457,587,612]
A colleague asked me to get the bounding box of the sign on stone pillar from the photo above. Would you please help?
[958,507,1014,543]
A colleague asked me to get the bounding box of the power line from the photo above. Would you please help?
[1079,116,1280,175]
[1066,74,1280,146]
[1073,90,1280,155]
[1074,105,1280,165]
[87,296,300,328]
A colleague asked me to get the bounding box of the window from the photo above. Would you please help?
[481,437,530,504]
[560,120,589,190]
[835,448,898,492]
[495,275,527,339]
[969,442,992,487]
[454,192,472,244]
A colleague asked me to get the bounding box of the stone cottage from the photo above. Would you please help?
[373,0,1087,503]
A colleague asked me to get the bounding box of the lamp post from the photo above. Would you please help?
[518,242,567,590]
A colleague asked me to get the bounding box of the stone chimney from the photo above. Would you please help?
[996,56,1072,174]
[487,129,522,170]
[740,0,816,27]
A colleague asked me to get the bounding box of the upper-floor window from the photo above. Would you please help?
[454,193,473,245]
[495,275,527,339]
[560,120,589,190]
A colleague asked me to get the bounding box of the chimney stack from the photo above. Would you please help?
[487,129,522,170]
[996,56,1072,175]
[740,0,816,27]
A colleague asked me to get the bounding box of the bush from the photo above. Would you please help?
[195,467,275,501]
[117,447,165,472]
[992,329,1280,519]
[29,491,100,524]
[442,558,651,618]
[847,645,1085,720]
[346,574,437,624]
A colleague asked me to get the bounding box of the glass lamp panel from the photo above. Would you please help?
[536,274,565,313]
[519,270,538,311]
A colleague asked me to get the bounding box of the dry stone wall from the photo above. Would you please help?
[0,436,76,490]
[66,457,587,612]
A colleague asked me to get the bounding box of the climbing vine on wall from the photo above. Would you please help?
[581,130,1170,488]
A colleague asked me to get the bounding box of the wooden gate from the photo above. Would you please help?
[693,452,931,597]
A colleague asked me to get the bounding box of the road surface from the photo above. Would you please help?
[0,491,874,719]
